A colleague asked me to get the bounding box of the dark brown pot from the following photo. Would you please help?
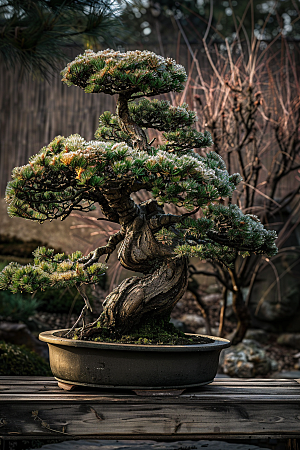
[39,330,230,389]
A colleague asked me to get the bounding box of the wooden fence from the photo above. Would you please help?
[0,62,116,196]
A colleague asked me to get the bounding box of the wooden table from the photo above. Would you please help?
[1,377,300,447]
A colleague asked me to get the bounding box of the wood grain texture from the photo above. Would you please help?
[1,377,300,440]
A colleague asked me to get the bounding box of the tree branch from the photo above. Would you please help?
[79,228,126,268]
[188,265,227,286]
[149,208,200,232]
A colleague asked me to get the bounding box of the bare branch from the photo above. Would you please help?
[242,181,281,207]
[149,208,200,231]
[79,229,126,268]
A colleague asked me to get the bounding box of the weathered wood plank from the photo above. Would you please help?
[1,389,300,398]
[2,395,300,404]
[1,434,300,442]
[1,388,300,400]
[1,382,300,400]
[0,377,298,388]
[1,378,300,401]
[212,379,299,385]
[1,377,300,440]
[0,376,55,381]
[1,382,299,391]
[1,401,300,439]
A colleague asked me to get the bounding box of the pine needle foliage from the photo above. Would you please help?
[0,247,106,295]
[95,98,213,153]
[156,203,277,266]
[0,0,124,79]
[5,134,243,221]
[129,99,197,131]
[61,49,187,96]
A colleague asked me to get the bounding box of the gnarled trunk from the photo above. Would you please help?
[101,256,188,334]
[99,214,188,334]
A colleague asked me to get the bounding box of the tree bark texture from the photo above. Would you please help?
[228,269,251,344]
[99,212,188,334]
[116,94,148,151]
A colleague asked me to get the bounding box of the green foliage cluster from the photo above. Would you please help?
[95,111,131,144]
[5,135,241,223]
[0,0,125,79]
[5,135,96,222]
[156,204,277,267]
[0,261,39,321]
[205,204,278,254]
[0,246,106,295]
[95,99,213,153]
[0,340,51,376]
[161,129,213,153]
[0,259,94,317]
[61,49,187,96]
[129,99,196,132]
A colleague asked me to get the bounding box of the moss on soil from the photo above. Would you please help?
[72,315,214,345]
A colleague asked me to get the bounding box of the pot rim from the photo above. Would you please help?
[39,329,231,352]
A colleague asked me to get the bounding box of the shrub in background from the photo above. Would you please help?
[0,340,51,376]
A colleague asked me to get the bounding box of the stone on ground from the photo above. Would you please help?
[220,339,278,377]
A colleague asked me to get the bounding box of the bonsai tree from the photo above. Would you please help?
[0,49,278,342]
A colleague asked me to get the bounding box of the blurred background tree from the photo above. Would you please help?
[0,0,125,79]
[117,0,300,46]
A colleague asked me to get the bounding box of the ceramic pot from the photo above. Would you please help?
[39,330,230,389]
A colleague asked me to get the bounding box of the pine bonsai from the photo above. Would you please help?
[0,49,278,342]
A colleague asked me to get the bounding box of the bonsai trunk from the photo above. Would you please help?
[101,256,188,335]
[83,191,189,337]
[116,94,148,151]
[99,210,188,334]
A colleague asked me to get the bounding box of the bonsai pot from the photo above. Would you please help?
[39,330,230,389]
